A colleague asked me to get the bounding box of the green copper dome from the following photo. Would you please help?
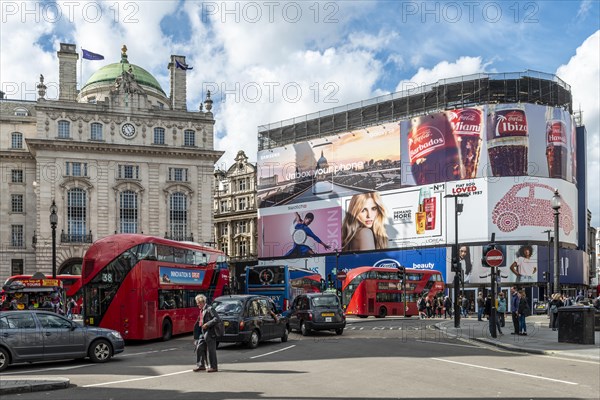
[81,50,166,96]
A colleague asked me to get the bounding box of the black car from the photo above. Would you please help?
[285,293,346,335]
[212,295,289,349]
[0,310,125,372]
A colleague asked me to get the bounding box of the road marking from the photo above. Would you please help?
[250,345,295,359]
[83,369,191,387]
[416,340,479,349]
[532,354,600,365]
[2,364,94,375]
[431,358,578,385]
[119,350,160,357]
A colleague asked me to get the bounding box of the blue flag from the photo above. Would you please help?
[82,49,104,60]
[175,59,193,70]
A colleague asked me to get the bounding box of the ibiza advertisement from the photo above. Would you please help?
[256,124,401,208]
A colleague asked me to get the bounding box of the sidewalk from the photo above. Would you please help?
[434,314,600,361]
[0,376,70,395]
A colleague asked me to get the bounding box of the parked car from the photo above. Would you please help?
[212,295,289,349]
[533,301,549,315]
[285,293,346,336]
[492,183,574,234]
[0,310,124,372]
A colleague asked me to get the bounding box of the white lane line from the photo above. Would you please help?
[416,340,480,349]
[119,350,160,357]
[531,354,600,365]
[250,345,296,359]
[431,358,578,385]
[2,364,94,375]
[82,369,191,387]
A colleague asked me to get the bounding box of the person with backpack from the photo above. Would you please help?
[548,293,563,331]
[193,294,220,373]
[66,297,76,319]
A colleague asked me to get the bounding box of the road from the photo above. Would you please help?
[3,318,599,399]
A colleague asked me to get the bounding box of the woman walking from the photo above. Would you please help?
[517,290,530,335]
[548,293,563,331]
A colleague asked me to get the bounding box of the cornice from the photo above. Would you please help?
[25,139,224,161]
[0,150,35,161]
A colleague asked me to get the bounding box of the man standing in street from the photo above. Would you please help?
[510,286,520,335]
[477,292,485,321]
[193,294,218,373]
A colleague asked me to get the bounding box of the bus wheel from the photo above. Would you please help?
[300,321,310,336]
[248,330,260,349]
[377,307,387,318]
[89,339,112,363]
[162,319,173,341]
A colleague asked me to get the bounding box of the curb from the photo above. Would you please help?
[0,378,70,395]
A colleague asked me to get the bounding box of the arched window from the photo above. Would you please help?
[169,192,187,240]
[154,127,165,144]
[90,123,103,141]
[120,190,138,233]
[11,132,23,149]
[184,129,195,146]
[67,188,87,241]
[58,121,70,138]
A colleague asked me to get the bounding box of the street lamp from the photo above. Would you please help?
[444,193,469,328]
[542,229,552,299]
[551,189,562,295]
[49,200,58,279]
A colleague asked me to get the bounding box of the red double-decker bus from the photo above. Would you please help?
[81,234,229,341]
[342,267,444,318]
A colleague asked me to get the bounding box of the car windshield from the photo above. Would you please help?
[213,299,243,315]
[311,296,339,308]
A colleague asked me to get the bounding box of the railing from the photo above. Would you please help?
[61,231,93,243]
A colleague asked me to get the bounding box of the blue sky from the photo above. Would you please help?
[1,0,599,224]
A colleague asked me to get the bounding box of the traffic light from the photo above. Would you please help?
[396,266,405,280]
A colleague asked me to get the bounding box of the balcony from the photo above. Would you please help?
[61,230,93,243]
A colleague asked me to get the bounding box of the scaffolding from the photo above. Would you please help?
[258,70,572,151]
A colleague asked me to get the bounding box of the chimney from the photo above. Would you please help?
[168,55,187,111]
[57,43,79,101]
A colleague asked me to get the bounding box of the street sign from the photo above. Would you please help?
[336,271,347,280]
[485,248,504,267]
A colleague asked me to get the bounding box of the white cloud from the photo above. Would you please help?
[577,0,593,19]
[395,56,490,92]
[556,30,600,226]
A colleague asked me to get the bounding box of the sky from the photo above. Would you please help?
[1,0,599,225]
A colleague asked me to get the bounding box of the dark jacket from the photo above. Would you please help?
[518,297,530,315]
[194,305,218,340]
[511,293,519,313]
[549,299,563,313]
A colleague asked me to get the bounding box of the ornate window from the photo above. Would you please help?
[238,197,247,210]
[58,121,70,138]
[120,190,138,233]
[13,107,29,116]
[169,192,188,239]
[154,127,165,144]
[168,167,188,182]
[184,129,195,146]
[11,132,23,149]
[238,178,246,191]
[11,225,24,247]
[11,169,23,183]
[90,123,103,141]
[66,162,87,177]
[237,240,247,256]
[118,164,139,179]
[238,220,247,233]
[67,188,87,240]
[11,194,24,213]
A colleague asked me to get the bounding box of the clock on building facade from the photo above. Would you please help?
[121,123,136,138]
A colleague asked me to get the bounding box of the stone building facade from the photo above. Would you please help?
[213,150,258,289]
[0,43,222,280]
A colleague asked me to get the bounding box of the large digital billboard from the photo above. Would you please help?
[257,103,579,259]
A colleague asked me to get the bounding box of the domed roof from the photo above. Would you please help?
[81,47,166,96]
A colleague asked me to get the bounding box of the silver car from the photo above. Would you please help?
[0,310,124,371]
